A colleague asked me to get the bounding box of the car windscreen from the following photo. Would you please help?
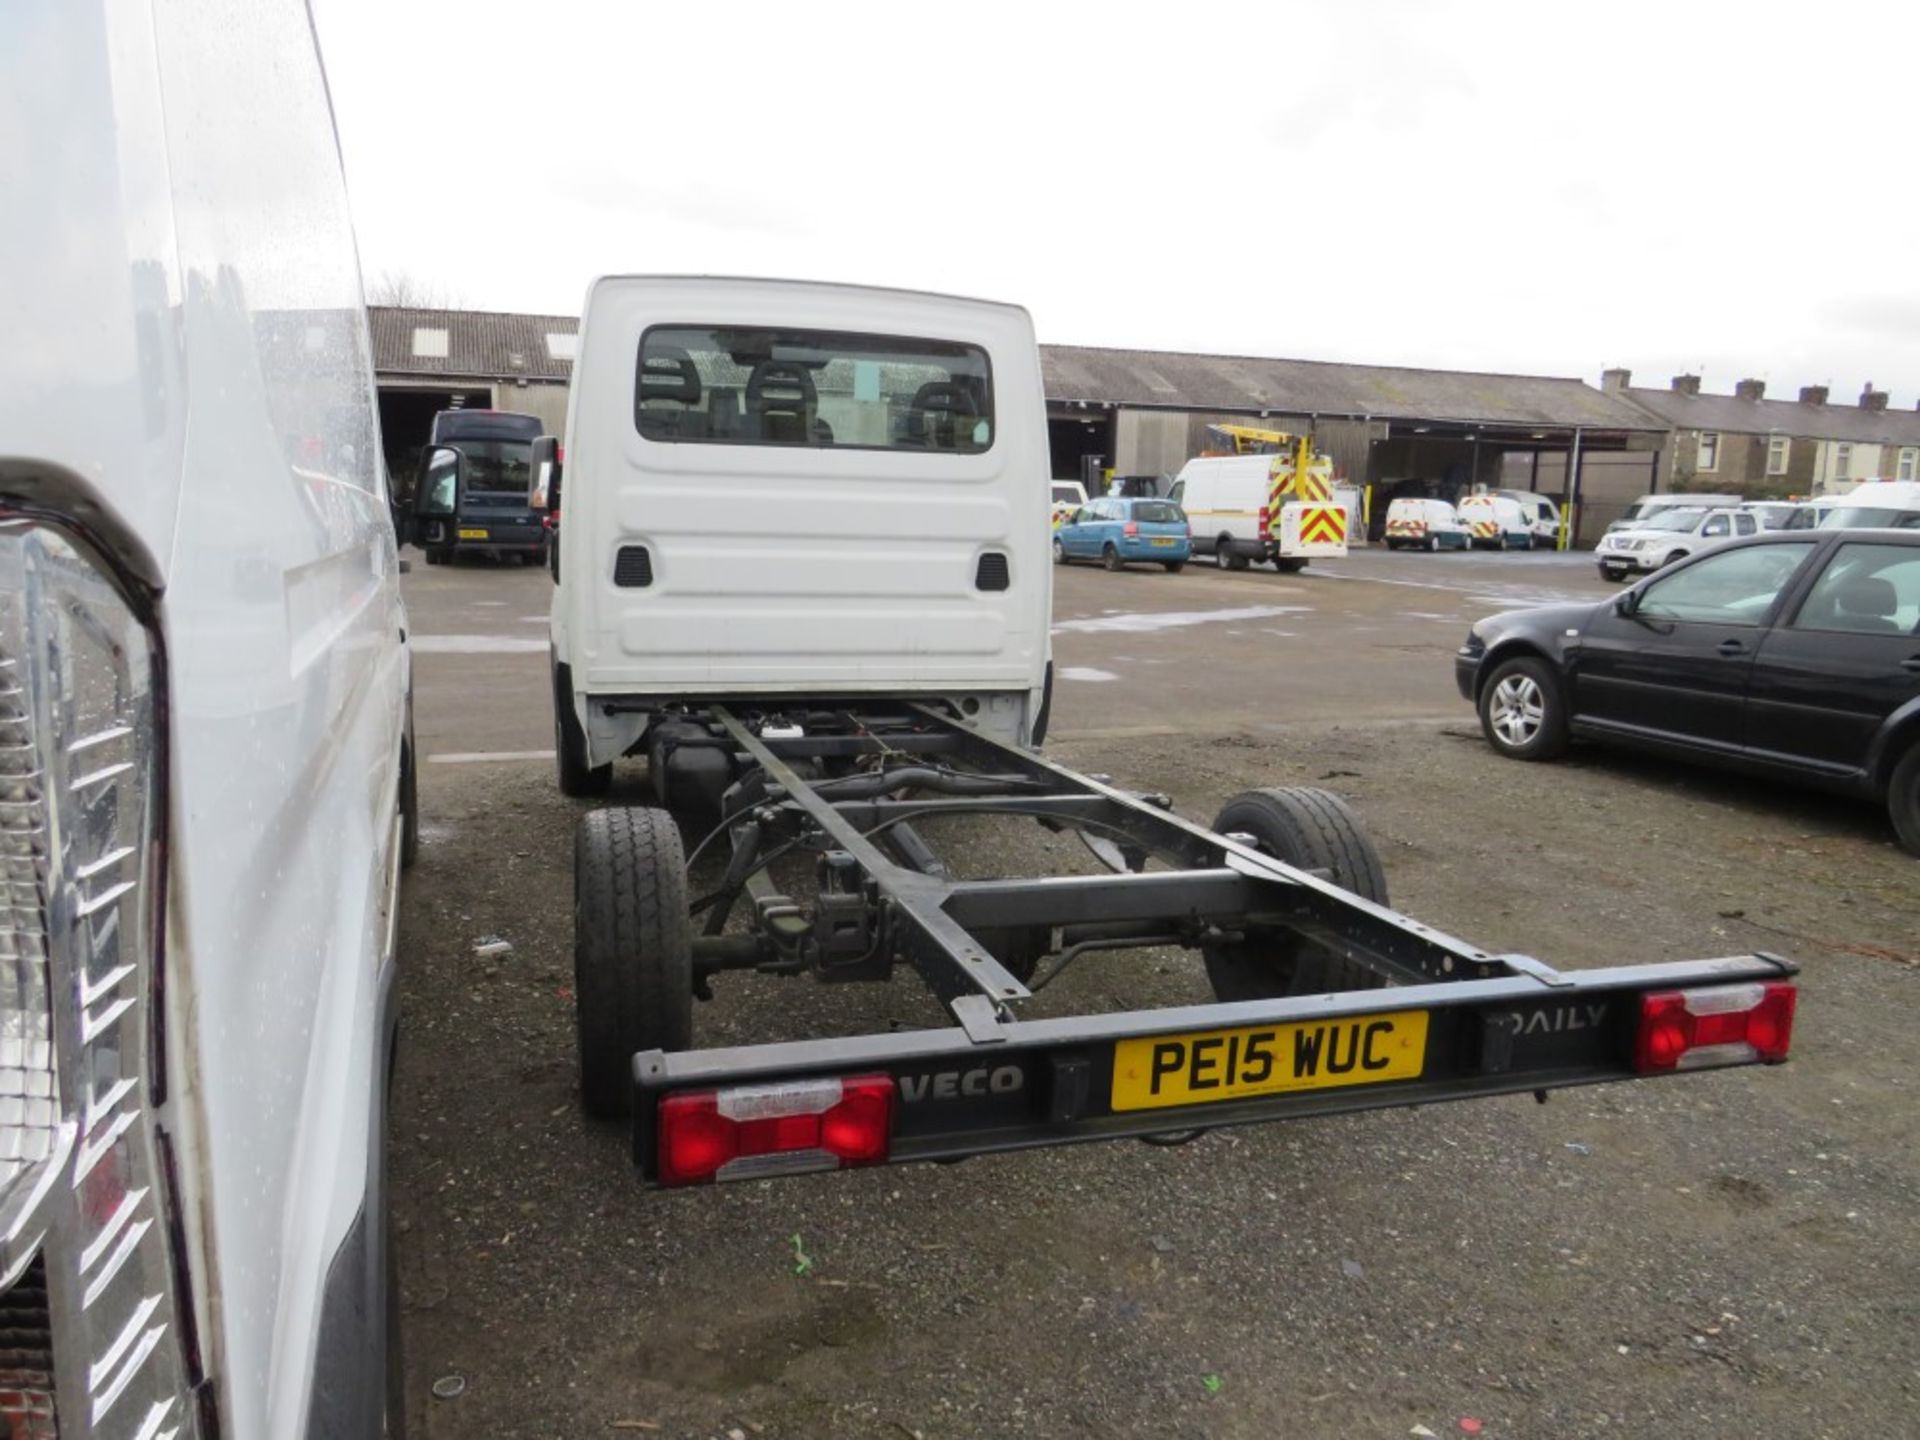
[453,440,533,501]
[1641,507,1708,532]
[1131,501,1183,524]
[1818,506,1920,530]
[636,326,993,453]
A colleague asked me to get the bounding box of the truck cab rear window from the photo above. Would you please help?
[636,326,993,453]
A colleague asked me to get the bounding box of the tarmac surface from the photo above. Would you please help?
[393,547,1919,1439]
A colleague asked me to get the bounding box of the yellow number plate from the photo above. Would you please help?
[457,528,489,540]
[1110,1010,1428,1112]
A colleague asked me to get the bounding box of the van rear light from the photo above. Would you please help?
[1258,505,1271,535]
[1122,521,1139,538]
[1634,982,1796,1073]
[0,514,197,1430]
[657,1074,894,1186]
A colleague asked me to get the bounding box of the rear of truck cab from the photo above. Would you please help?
[552,278,1052,771]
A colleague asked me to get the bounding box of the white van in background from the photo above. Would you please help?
[1173,453,1344,571]
[1606,492,1742,534]
[1498,490,1563,546]
[1457,493,1534,549]
[1383,497,1469,550]
[1817,480,1920,530]
[4,1,412,1434]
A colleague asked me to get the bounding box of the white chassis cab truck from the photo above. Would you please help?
[543,277,1800,1191]
[3,0,412,1434]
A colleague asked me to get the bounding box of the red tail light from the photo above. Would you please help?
[1258,505,1271,534]
[1634,982,1796,1073]
[657,1074,894,1185]
[1123,521,1139,537]
[1185,523,1193,539]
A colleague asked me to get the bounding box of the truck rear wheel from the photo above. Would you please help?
[574,806,693,1119]
[1203,787,1389,1000]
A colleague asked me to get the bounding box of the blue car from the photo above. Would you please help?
[1054,496,1192,571]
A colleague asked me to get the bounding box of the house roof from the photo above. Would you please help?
[367,306,1656,432]
[1040,345,1664,431]
[1621,386,1920,446]
[370,306,579,381]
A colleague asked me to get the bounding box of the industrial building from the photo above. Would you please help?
[367,307,1684,543]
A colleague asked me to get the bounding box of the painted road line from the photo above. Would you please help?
[411,635,550,654]
[429,750,557,765]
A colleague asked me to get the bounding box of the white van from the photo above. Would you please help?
[1498,490,1563,547]
[1817,480,1920,530]
[1051,480,1089,528]
[4,2,412,1434]
[1605,492,1742,534]
[1172,453,1344,571]
[1383,497,1469,550]
[1456,493,1534,549]
[548,278,1052,791]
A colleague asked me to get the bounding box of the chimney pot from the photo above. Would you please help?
[1859,383,1889,412]
[1734,378,1766,402]
[1798,385,1828,406]
[1600,367,1630,392]
[1671,373,1701,396]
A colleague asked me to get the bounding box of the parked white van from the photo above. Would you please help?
[1456,493,1534,549]
[4,0,413,1433]
[1605,492,1742,534]
[1172,454,1342,571]
[1383,497,1469,550]
[548,278,1053,793]
[1498,490,1563,546]
[1817,480,1920,530]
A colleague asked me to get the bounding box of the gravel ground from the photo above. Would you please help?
[395,683,1919,1438]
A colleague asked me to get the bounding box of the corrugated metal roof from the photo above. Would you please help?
[367,307,1660,432]
[1041,345,1665,431]
[370,306,578,381]
[1622,386,1920,445]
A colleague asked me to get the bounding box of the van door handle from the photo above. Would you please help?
[1717,639,1747,656]
[1903,656,1920,673]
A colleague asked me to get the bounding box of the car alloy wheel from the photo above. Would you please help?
[1053,537,1066,565]
[1487,671,1545,749]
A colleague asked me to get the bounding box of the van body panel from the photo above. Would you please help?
[3,1,408,1432]
[557,278,1051,710]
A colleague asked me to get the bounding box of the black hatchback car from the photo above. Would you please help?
[1455,530,1920,853]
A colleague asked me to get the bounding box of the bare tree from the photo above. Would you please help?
[366,268,463,310]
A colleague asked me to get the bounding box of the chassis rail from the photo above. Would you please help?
[599,700,1799,1185]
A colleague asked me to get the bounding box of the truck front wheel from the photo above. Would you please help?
[574,806,693,1119]
[1203,787,1389,1000]
[554,663,612,797]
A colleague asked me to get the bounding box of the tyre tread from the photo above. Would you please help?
[574,806,692,1118]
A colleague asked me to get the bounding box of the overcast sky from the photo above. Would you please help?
[311,0,1919,404]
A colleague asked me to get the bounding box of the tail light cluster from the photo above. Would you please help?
[1122,522,1139,538]
[1258,504,1271,536]
[1634,982,1796,1072]
[657,1074,894,1186]
[0,515,196,1435]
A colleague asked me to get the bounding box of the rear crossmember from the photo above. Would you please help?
[607,702,1798,1185]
